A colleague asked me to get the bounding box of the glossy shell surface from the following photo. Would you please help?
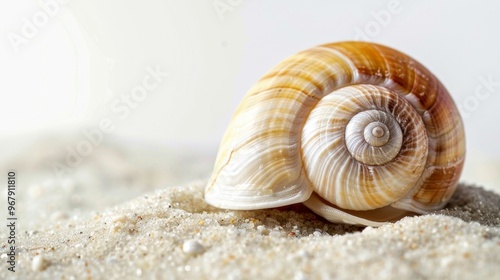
[205,41,465,226]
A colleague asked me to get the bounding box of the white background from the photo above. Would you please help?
[1,0,500,189]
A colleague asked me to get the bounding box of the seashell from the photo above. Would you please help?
[204,41,465,227]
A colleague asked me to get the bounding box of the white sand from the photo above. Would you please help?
[3,180,500,280]
[1,137,499,279]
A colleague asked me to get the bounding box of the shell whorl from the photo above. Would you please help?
[205,41,465,224]
[301,85,428,210]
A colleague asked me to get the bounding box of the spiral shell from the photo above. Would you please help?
[205,41,465,227]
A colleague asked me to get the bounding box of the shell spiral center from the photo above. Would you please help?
[345,110,403,166]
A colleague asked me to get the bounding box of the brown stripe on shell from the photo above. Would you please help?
[207,87,316,193]
[327,42,440,111]
[411,85,465,206]
[248,48,355,99]
[327,42,390,85]
[371,43,417,93]
[407,61,439,110]
[411,159,464,207]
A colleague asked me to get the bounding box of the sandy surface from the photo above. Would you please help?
[2,180,500,280]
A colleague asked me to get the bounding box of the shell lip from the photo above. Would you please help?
[303,192,414,227]
[204,182,313,210]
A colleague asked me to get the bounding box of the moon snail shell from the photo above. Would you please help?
[205,41,465,227]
